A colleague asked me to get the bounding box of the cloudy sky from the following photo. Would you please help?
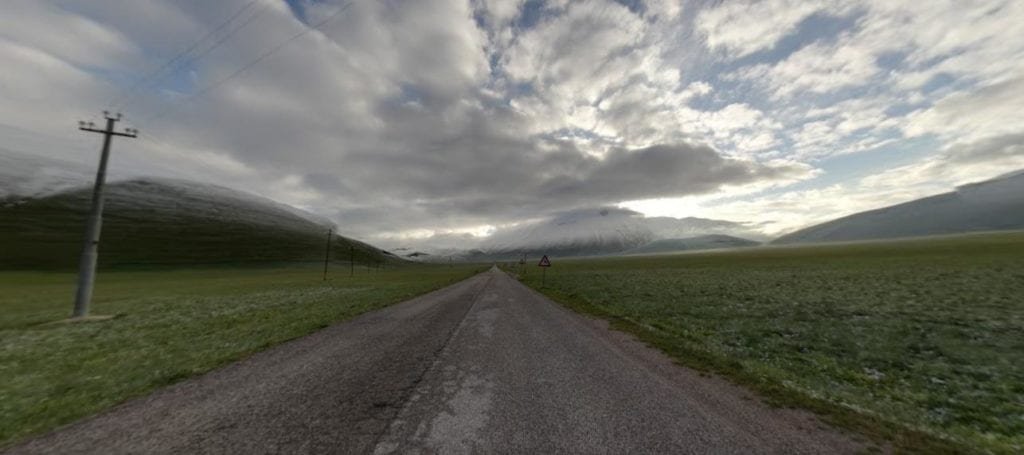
[2,0,1023,246]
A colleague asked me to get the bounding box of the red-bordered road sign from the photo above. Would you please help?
[538,255,551,267]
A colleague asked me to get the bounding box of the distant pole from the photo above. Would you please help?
[350,246,355,277]
[72,112,137,319]
[323,229,331,281]
[542,267,546,288]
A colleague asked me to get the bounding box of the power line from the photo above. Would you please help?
[116,0,275,113]
[109,0,262,111]
[142,0,355,124]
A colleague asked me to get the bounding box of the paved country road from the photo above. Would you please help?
[8,268,866,454]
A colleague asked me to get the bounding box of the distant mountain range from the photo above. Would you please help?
[0,151,396,269]
[411,169,1024,259]
[401,207,765,261]
[478,208,655,258]
[774,170,1024,244]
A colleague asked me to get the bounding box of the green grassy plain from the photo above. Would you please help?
[0,264,484,447]
[516,232,1024,453]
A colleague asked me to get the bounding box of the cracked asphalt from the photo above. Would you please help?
[8,267,866,454]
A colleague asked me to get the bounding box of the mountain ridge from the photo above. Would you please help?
[774,170,1024,244]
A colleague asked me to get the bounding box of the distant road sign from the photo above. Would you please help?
[538,255,551,267]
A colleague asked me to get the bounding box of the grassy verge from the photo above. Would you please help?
[0,264,485,447]
[511,232,1024,453]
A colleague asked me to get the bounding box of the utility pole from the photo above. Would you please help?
[323,229,332,281]
[73,112,137,318]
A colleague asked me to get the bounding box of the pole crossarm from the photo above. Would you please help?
[78,111,137,137]
[79,126,137,137]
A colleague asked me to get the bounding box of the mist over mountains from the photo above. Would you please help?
[405,169,1024,259]
[392,207,766,262]
[0,148,90,201]
[469,207,764,259]
[6,148,1024,264]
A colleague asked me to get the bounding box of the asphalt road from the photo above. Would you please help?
[9,267,865,454]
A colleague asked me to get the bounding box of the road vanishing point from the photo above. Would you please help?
[8,268,866,454]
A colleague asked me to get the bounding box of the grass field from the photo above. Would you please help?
[516,232,1024,453]
[0,264,484,447]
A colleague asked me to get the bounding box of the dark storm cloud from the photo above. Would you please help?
[539,143,802,203]
[313,121,808,236]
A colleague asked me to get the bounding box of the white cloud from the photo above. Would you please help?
[904,78,1024,143]
[733,38,878,100]
[475,0,527,25]
[503,0,651,102]
[0,38,114,139]
[696,0,849,58]
[0,1,144,71]
[644,0,683,21]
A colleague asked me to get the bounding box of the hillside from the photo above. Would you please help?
[0,178,397,270]
[774,170,1024,244]
[624,235,760,255]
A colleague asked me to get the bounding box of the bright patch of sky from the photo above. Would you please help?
[1,0,1023,245]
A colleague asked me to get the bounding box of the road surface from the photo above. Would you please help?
[9,268,866,454]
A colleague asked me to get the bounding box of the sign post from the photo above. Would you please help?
[537,255,551,287]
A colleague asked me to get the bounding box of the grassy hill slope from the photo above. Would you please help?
[0,178,397,270]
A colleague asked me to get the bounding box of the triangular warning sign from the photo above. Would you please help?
[538,255,551,267]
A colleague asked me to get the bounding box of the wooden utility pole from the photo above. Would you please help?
[73,112,137,318]
[323,229,332,281]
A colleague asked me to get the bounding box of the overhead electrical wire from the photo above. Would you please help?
[141,0,355,125]
[112,0,274,112]
[108,0,261,110]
